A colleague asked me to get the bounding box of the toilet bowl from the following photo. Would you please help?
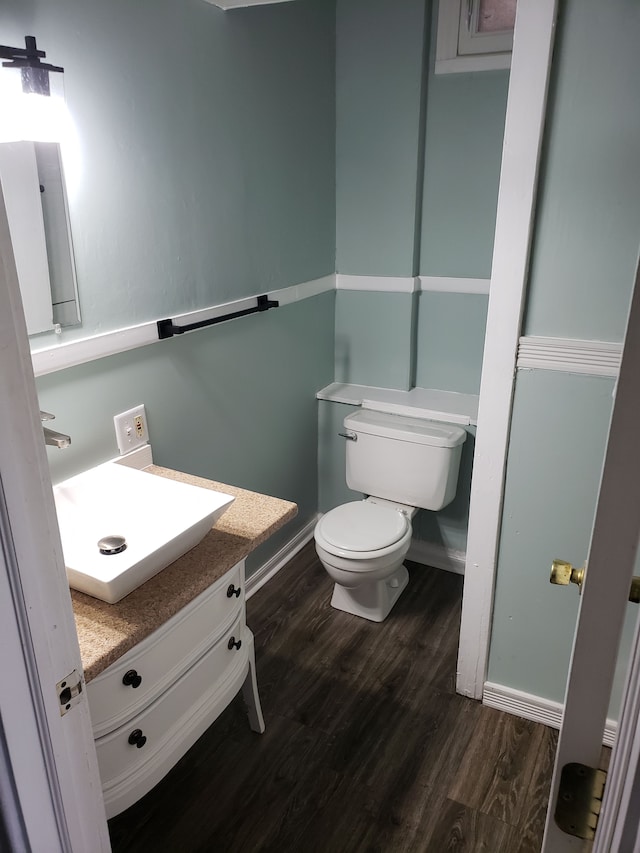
[314,499,414,622]
[314,409,467,623]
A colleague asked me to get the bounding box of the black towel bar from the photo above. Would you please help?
[157,294,279,340]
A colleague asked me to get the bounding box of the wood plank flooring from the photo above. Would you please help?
[109,542,557,852]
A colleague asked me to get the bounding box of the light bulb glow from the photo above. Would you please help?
[0,67,81,196]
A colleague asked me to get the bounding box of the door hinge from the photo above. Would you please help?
[555,762,607,840]
[56,669,83,716]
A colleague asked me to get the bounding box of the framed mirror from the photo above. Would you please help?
[0,140,80,335]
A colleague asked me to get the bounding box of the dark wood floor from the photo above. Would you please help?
[109,542,557,852]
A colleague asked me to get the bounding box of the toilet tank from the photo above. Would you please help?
[343,410,467,511]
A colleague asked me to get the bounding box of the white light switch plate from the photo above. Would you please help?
[114,405,149,456]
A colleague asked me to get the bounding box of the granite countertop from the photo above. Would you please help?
[72,465,297,682]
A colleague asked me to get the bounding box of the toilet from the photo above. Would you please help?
[314,409,466,622]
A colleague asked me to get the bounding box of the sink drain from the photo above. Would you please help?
[98,535,127,555]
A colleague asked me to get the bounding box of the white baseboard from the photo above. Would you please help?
[406,539,466,575]
[483,681,617,747]
[245,515,318,599]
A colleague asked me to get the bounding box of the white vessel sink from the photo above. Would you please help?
[53,463,235,603]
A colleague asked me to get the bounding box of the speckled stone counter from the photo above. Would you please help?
[71,466,297,683]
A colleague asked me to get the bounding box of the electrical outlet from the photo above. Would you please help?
[114,405,149,455]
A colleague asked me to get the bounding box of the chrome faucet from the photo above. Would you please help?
[40,411,71,449]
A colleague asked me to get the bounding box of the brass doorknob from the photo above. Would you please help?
[551,559,640,604]
[550,559,586,592]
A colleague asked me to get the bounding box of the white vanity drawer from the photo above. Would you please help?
[96,614,248,794]
[88,561,245,736]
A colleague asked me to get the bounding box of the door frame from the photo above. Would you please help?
[456,0,559,698]
[0,184,110,850]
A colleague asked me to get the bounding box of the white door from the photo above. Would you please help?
[0,186,110,849]
[542,252,640,851]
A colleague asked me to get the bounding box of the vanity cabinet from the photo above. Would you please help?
[87,559,264,818]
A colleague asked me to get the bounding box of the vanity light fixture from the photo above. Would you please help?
[0,36,63,97]
[0,35,73,149]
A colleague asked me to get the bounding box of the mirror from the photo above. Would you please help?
[0,140,80,335]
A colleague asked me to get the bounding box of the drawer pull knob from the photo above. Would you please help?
[128,729,147,749]
[122,669,142,688]
[228,636,242,651]
[227,584,241,598]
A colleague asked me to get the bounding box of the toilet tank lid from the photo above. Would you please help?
[344,409,467,448]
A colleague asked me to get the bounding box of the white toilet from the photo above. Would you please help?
[314,409,466,622]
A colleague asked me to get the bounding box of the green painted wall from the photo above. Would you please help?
[333,0,504,405]
[414,0,507,400]
[330,0,509,564]
[0,0,337,576]
[334,291,415,390]
[37,293,336,575]
[420,4,509,278]
[0,0,336,344]
[524,0,640,341]
[335,0,508,279]
[488,371,613,700]
[318,400,363,513]
[415,292,488,394]
[489,0,640,717]
[335,0,427,276]
[333,289,489,397]
[488,371,638,717]
[329,0,506,558]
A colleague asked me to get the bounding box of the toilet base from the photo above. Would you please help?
[330,565,409,622]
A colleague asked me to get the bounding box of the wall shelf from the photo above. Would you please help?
[316,383,479,426]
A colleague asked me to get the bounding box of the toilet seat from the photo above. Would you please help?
[314,501,410,562]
